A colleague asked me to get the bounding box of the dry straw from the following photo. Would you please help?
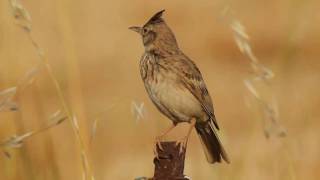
[8,0,95,179]
[0,63,42,112]
[89,103,116,144]
[0,111,67,149]
[89,99,146,145]
[222,7,286,138]
[0,87,18,112]
[131,100,146,123]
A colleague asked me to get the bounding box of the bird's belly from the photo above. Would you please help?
[147,79,203,122]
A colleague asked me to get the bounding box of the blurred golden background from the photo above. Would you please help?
[0,0,319,179]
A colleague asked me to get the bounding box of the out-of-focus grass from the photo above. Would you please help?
[0,0,320,179]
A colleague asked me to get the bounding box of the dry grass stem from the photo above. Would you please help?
[0,87,18,112]
[90,104,115,144]
[16,64,42,92]
[131,100,146,123]
[0,64,42,112]
[0,111,67,149]
[8,0,95,179]
[9,0,31,31]
[222,8,286,138]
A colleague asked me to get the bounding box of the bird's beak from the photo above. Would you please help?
[129,26,142,34]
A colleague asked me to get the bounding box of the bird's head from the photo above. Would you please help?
[129,10,179,53]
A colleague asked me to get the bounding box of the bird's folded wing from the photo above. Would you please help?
[174,56,220,130]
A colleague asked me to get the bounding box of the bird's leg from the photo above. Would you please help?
[175,119,196,154]
[153,123,176,157]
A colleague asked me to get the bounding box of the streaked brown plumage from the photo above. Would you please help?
[130,10,229,164]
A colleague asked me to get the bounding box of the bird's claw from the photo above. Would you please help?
[153,136,164,159]
[175,136,188,154]
[155,136,164,150]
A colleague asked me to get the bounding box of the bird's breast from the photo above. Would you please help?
[144,69,204,121]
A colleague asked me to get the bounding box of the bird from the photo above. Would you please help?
[129,10,230,164]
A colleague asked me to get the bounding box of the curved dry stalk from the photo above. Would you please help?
[89,103,116,144]
[8,0,95,179]
[221,7,286,138]
[0,110,67,149]
[0,87,18,112]
[0,64,42,112]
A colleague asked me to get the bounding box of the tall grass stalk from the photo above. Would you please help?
[221,6,286,138]
[8,0,95,179]
[220,4,296,180]
[54,0,91,143]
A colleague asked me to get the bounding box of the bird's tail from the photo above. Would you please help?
[195,120,230,164]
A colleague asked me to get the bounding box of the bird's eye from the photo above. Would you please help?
[143,28,148,34]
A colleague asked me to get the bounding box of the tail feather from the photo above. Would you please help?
[195,120,230,164]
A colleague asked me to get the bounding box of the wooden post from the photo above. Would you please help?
[136,141,190,180]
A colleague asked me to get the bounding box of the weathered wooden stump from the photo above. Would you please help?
[136,141,190,180]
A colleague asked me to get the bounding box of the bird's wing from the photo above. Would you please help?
[173,55,220,130]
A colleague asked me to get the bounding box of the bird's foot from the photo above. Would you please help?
[153,136,164,159]
[175,136,188,154]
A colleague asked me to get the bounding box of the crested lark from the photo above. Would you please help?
[129,10,229,164]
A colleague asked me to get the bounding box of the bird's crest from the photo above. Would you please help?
[145,9,165,25]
